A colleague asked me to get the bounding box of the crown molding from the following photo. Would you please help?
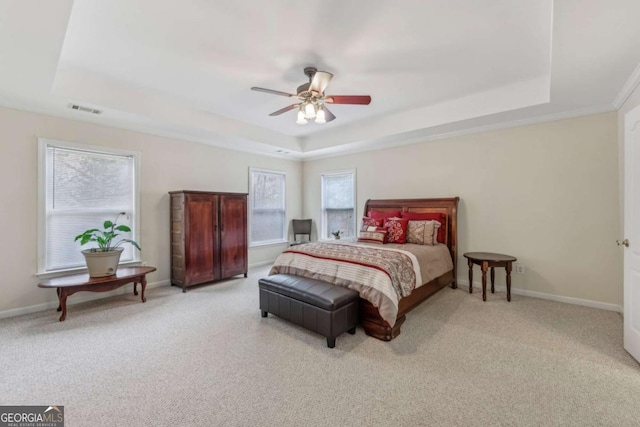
[613,59,640,109]
[301,104,617,161]
[0,100,305,161]
[0,98,618,163]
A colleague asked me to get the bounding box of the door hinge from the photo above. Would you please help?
[616,239,630,247]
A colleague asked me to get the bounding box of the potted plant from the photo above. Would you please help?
[74,212,141,277]
[331,230,342,240]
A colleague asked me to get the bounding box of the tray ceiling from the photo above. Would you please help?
[1,0,639,159]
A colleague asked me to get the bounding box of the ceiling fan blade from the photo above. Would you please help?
[323,106,336,122]
[325,95,372,105]
[251,87,296,97]
[269,104,299,116]
[309,71,334,94]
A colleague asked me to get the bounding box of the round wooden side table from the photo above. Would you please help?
[463,252,517,302]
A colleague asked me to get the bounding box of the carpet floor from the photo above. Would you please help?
[1,265,639,426]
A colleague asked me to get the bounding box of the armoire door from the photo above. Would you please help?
[185,193,220,284]
[219,194,248,278]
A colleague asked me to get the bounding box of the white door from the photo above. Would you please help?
[624,104,640,363]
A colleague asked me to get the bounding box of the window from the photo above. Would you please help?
[37,139,140,274]
[249,168,286,246]
[321,170,356,240]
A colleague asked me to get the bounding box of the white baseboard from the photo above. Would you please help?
[2,262,277,321]
[3,273,622,320]
[0,279,170,320]
[248,260,275,269]
[456,279,623,313]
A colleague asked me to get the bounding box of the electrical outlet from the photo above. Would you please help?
[516,264,526,274]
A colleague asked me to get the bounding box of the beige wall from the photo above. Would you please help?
[303,113,621,306]
[0,106,624,315]
[0,106,302,313]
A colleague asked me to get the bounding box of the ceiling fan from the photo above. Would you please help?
[251,67,372,125]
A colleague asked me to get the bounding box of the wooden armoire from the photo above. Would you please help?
[169,191,248,292]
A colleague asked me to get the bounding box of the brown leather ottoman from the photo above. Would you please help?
[259,274,359,348]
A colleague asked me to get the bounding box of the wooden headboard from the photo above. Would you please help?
[363,197,460,273]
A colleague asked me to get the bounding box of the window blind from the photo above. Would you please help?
[322,172,355,239]
[43,145,137,272]
[250,169,286,245]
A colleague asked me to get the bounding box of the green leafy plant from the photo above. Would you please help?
[331,230,342,239]
[74,212,141,252]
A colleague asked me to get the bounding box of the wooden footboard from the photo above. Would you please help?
[360,197,459,341]
[359,270,455,340]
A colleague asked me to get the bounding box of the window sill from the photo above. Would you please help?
[35,259,144,280]
[250,240,289,249]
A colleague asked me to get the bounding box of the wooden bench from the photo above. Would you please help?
[259,274,359,348]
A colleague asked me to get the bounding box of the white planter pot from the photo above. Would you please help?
[82,248,124,277]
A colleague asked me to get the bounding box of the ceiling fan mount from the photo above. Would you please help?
[295,67,319,99]
[303,66,317,79]
[251,67,372,125]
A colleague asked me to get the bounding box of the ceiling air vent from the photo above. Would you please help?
[67,104,102,115]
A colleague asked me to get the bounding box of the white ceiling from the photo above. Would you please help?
[1,0,640,159]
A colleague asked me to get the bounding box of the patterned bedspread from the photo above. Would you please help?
[269,241,424,327]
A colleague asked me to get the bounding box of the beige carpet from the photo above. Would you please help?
[2,265,639,426]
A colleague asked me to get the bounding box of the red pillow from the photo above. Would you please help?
[383,217,409,244]
[361,216,383,231]
[401,212,446,243]
[367,210,401,220]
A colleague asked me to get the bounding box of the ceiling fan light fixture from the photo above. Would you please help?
[315,106,326,124]
[252,66,372,125]
[296,108,308,125]
[304,102,316,119]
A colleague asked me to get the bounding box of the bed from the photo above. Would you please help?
[269,197,459,341]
